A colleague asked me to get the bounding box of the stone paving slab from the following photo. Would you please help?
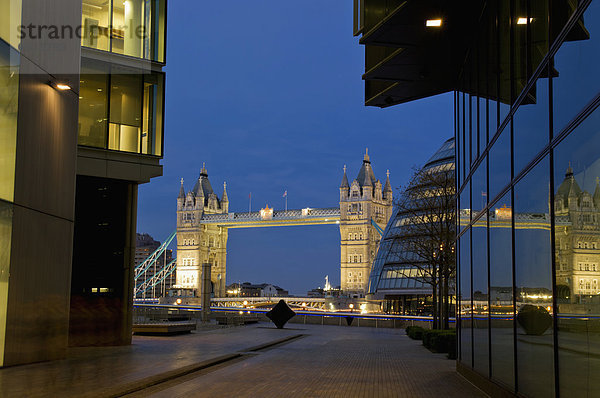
[0,323,486,398]
[127,325,487,398]
[0,324,298,398]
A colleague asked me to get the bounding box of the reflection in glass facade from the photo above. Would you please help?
[0,39,19,202]
[456,1,599,396]
[78,60,164,156]
[82,0,166,62]
[368,138,455,315]
[0,36,17,367]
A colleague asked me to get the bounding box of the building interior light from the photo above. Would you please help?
[426,19,443,27]
[517,17,534,25]
[55,83,71,91]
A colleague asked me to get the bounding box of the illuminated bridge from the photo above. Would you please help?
[199,207,341,228]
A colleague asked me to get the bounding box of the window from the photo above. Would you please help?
[79,61,164,156]
[82,0,111,51]
[82,0,166,63]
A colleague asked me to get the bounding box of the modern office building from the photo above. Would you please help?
[0,0,166,366]
[354,0,598,396]
[367,137,454,315]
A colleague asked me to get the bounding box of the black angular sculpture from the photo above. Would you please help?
[266,300,296,329]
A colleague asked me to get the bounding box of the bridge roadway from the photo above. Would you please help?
[199,207,340,228]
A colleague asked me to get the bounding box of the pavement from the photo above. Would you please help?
[0,323,486,398]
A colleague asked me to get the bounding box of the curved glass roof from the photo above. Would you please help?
[368,137,455,296]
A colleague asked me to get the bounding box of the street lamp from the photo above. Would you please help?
[349,303,354,313]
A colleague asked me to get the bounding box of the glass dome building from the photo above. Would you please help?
[367,137,455,314]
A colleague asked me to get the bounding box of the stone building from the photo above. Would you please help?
[339,150,393,296]
[554,166,600,304]
[176,165,228,297]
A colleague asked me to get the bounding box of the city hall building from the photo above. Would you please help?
[354,0,599,396]
[0,0,166,366]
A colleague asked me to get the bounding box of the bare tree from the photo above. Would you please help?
[390,164,456,329]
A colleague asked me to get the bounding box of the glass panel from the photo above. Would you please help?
[498,0,511,119]
[462,93,470,177]
[514,156,554,398]
[109,71,142,153]
[529,0,549,76]
[147,0,166,62]
[489,123,511,202]
[471,95,478,164]
[513,70,550,176]
[553,104,600,396]
[513,0,528,101]
[459,229,472,366]
[0,200,13,367]
[142,72,163,156]
[112,0,145,58]
[0,0,22,49]
[78,61,109,148]
[550,0,581,46]
[479,97,486,148]
[553,2,600,136]
[459,181,470,233]
[457,92,463,186]
[82,0,111,51]
[0,41,18,202]
[471,156,487,215]
[472,219,489,375]
[490,192,515,390]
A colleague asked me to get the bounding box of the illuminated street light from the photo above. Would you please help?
[176,298,182,305]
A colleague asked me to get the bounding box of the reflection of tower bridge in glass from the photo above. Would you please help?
[463,166,600,304]
[170,151,393,298]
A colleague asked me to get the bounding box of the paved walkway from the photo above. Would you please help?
[0,323,485,398]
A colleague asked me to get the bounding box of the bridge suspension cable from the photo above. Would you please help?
[134,230,176,279]
[134,258,177,297]
[370,218,385,236]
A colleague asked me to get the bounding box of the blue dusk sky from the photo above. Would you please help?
[136,1,453,295]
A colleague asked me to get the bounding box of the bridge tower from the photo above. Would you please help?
[176,164,228,297]
[339,150,393,297]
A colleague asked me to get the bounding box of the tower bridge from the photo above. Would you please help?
[173,151,394,298]
[199,207,341,228]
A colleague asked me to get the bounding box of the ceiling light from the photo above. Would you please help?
[55,83,71,90]
[426,19,442,27]
[517,17,533,25]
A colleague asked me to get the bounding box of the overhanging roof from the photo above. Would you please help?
[358,0,485,107]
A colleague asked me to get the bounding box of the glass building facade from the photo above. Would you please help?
[368,137,455,315]
[456,1,600,396]
[82,0,166,62]
[78,60,164,156]
[354,0,600,395]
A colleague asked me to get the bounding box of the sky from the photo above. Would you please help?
[136,1,454,295]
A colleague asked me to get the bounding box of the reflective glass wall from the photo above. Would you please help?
[81,0,166,63]
[0,39,19,202]
[0,36,17,368]
[456,0,600,396]
[78,59,164,156]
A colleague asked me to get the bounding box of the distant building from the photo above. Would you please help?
[176,166,229,296]
[339,150,393,297]
[135,233,174,298]
[226,282,289,298]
